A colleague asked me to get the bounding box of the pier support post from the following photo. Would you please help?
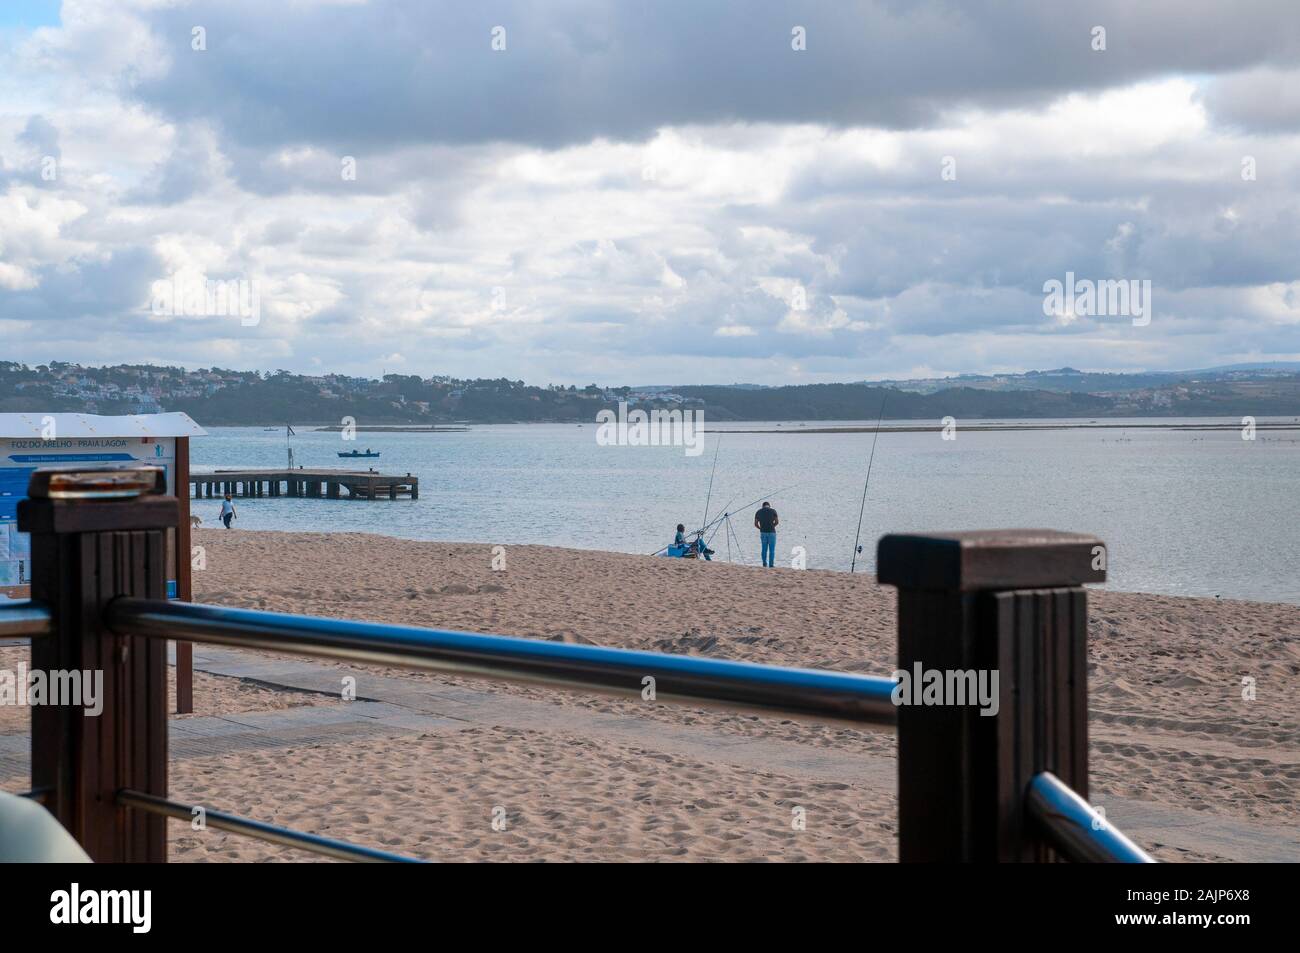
[19,468,175,862]
[877,530,1104,862]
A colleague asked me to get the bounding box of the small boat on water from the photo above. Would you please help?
[338,449,381,458]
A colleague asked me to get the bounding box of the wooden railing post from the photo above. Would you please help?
[18,468,177,862]
[175,434,194,715]
[877,530,1105,862]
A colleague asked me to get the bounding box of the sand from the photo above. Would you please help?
[0,646,332,738]
[5,528,1298,861]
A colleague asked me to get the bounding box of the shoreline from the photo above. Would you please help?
[204,418,1300,432]
[721,422,1300,434]
[188,528,1300,608]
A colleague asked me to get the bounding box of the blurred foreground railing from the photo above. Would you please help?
[6,467,1152,863]
[0,602,50,639]
[106,598,900,728]
[1027,772,1154,863]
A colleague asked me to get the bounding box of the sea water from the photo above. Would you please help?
[190,418,1300,605]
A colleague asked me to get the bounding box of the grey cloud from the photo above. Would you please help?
[1203,67,1300,131]
[126,124,225,204]
[127,0,1300,155]
[18,115,61,160]
[6,0,1300,383]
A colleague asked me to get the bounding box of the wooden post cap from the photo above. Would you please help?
[18,495,179,535]
[27,466,165,500]
[877,529,1106,591]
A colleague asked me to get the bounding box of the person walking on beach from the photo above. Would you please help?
[755,501,779,567]
[220,494,236,529]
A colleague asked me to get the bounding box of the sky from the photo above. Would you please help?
[1,0,1298,385]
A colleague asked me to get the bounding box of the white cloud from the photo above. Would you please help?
[1,1,1299,382]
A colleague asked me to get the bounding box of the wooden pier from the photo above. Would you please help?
[190,469,418,501]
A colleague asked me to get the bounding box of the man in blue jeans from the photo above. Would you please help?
[220,494,237,528]
[754,501,779,567]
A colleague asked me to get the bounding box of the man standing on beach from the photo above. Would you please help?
[220,494,236,529]
[754,501,778,567]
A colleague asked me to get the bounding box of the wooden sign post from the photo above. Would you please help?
[20,470,175,862]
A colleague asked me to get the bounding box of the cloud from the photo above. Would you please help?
[0,0,1298,383]
[116,1,1300,152]
[1203,67,1300,132]
[17,113,60,159]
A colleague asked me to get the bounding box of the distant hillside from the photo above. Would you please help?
[4,361,1299,424]
[859,363,1300,396]
[673,383,1112,420]
[677,376,1300,420]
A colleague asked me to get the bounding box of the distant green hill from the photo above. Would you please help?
[3,361,1298,424]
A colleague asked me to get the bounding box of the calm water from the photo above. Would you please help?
[191,419,1300,605]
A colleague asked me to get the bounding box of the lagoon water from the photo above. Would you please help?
[191,419,1300,605]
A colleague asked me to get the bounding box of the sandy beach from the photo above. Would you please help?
[5,528,1298,861]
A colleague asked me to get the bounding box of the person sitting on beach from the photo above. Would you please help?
[220,494,237,529]
[691,536,715,561]
[672,523,714,560]
[755,501,778,567]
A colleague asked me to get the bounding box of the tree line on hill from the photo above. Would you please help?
[2,362,1298,424]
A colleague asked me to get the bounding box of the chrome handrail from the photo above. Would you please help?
[106,597,899,729]
[116,790,422,863]
[1026,772,1155,863]
[97,598,1152,863]
[0,601,52,639]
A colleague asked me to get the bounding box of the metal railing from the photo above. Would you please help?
[107,598,900,729]
[1027,772,1155,863]
[3,596,1148,864]
[6,472,1153,864]
[0,601,50,640]
[115,789,423,863]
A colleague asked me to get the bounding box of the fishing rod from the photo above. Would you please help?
[647,451,733,557]
[849,389,889,573]
[700,481,802,549]
[647,482,802,557]
[701,436,721,530]
[649,501,735,556]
